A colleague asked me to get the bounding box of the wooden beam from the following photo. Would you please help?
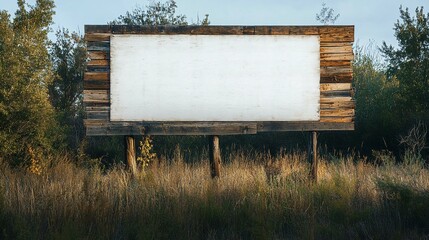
[84,72,109,81]
[87,59,109,67]
[310,131,318,182]
[209,135,221,178]
[85,33,111,42]
[88,51,110,60]
[125,136,138,176]
[83,90,109,104]
[257,122,354,132]
[85,122,258,136]
[84,25,354,37]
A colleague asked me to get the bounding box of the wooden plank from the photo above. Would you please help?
[289,26,319,35]
[189,26,247,35]
[319,117,354,123]
[320,60,352,67]
[320,42,353,47]
[319,26,354,42]
[88,51,109,60]
[83,102,110,107]
[86,111,109,120]
[320,109,354,117]
[84,80,110,90]
[85,25,111,33]
[87,42,110,51]
[84,72,109,81]
[320,90,353,98]
[318,26,354,34]
[320,96,353,102]
[84,90,109,95]
[85,25,354,36]
[85,106,110,112]
[85,121,355,135]
[83,90,109,104]
[253,26,289,35]
[320,101,355,109]
[85,121,257,128]
[85,122,258,136]
[86,66,110,73]
[257,122,354,132]
[320,66,352,76]
[320,53,354,61]
[321,73,353,80]
[86,125,141,136]
[87,59,109,67]
[320,75,353,83]
[320,83,351,91]
[320,45,353,53]
[320,34,354,42]
[84,120,355,134]
[85,33,111,41]
[242,26,255,34]
[249,26,319,35]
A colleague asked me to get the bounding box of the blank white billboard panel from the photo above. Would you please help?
[110,34,320,121]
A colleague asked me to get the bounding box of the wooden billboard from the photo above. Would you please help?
[84,25,354,136]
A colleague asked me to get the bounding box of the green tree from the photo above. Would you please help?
[0,0,58,165]
[50,28,87,151]
[110,0,187,25]
[352,45,401,149]
[381,6,429,121]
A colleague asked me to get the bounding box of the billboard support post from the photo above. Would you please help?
[209,135,221,178]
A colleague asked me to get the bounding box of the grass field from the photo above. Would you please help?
[1,149,429,239]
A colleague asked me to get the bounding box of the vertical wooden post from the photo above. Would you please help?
[125,136,138,176]
[208,135,221,178]
[310,131,318,182]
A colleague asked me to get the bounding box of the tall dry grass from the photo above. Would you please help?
[0,149,429,239]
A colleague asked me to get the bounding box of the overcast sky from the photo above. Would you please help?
[2,0,428,48]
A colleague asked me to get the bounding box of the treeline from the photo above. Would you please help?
[0,0,428,170]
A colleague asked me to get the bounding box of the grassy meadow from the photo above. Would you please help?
[1,149,429,239]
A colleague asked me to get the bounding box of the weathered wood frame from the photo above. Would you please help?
[84,25,354,136]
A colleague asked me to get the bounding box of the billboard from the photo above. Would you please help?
[84,25,354,136]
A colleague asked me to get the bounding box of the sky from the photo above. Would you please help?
[2,0,429,48]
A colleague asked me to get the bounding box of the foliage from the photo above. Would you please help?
[137,136,157,172]
[197,14,210,26]
[400,122,427,165]
[316,2,340,25]
[381,7,429,121]
[0,0,59,166]
[50,28,87,151]
[352,44,402,150]
[109,0,187,26]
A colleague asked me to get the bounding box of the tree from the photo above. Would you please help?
[0,0,59,166]
[110,0,187,25]
[352,45,401,150]
[50,28,87,151]
[381,6,429,121]
[316,2,340,25]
